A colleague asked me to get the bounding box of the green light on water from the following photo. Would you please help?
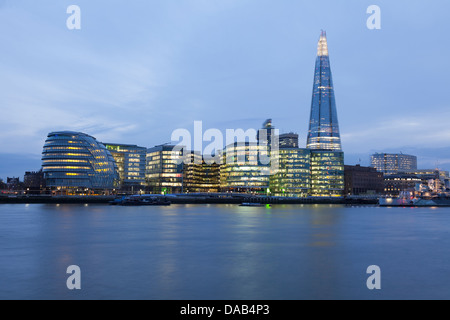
[266,204,271,209]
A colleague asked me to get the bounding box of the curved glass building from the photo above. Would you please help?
[42,131,119,193]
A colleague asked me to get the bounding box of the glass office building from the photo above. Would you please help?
[269,148,311,197]
[310,150,344,197]
[42,131,119,194]
[182,151,220,193]
[278,133,299,149]
[220,142,270,194]
[104,143,147,192]
[306,31,342,151]
[146,145,183,194]
[371,153,417,175]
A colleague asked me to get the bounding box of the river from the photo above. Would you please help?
[0,203,448,300]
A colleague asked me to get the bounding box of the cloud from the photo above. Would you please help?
[342,108,450,152]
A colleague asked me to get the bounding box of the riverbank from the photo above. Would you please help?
[0,194,379,205]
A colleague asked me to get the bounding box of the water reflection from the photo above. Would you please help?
[1,204,450,299]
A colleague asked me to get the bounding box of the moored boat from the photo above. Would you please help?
[110,195,171,206]
[240,203,270,207]
[379,193,450,207]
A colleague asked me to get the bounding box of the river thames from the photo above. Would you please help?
[0,203,449,300]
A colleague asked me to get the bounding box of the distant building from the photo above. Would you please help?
[406,169,449,180]
[220,142,270,194]
[371,153,417,175]
[384,174,422,196]
[404,169,450,192]
[146,144,183,194]
[310,150,344,197]
[41,131,119,195]
[269,148,310,197]
[6,177,21,191]
[344,165,384,195]
[278,133,299,149]
[24,170,46,194]
[256,119,275,149]
[104,143,147,192]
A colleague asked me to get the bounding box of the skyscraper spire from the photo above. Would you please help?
[306,30,342,151]
[317,30,329,56]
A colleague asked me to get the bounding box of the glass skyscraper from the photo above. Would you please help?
[306,31,342,151]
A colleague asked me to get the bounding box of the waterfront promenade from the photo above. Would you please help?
[0,193,379,205]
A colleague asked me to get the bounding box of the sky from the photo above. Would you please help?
[0,0,449,179]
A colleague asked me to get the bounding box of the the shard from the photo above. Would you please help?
[306,31,342,151]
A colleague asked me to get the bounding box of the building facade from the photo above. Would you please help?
[220,142,270,194]
[384,174,422,196]
[278,133,299,149]
[6,177,21,191]
[269,148,310,197]
[182,152,220,193]
[104,143,147,192]
[371,153,417,175]
[146,145,183,194]
[344,165,384,195]
[310,150,344,197]
[256,119,276,149]
[41,131,119,194]
[24,170,46,195]
[306,31,342,151]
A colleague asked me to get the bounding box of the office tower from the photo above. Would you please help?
[306,31,342,151]
[41,131,119,194]
[146,144,183,194]
[310,150,345,197]
[269,148,310,197]
[104,143,147,192]
[370,153,417,175]
[220,142,270,194]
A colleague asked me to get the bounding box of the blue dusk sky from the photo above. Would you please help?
[0,0,449,179]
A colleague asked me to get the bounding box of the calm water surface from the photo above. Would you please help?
[0,203,449,300]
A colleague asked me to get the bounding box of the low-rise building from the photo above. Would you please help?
[24,170,46,195]
[384,174,422,196]
[344,165,384,195]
